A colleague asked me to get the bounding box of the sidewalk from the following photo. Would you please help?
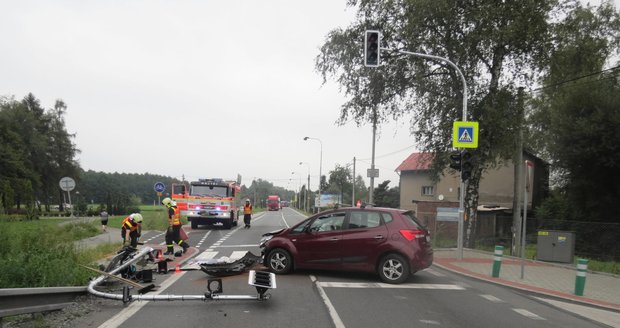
[433,248,620,312]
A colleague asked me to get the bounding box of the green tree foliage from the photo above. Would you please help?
[531,2,619,223]
[373,180,399,208]
[239,179,296,208]
[316,0,557,243]
[0,94,80,217]
[327,164,353,204]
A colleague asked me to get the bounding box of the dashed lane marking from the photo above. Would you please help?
[513,308,546,320]
[480,294,504,303]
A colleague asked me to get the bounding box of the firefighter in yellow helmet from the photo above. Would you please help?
[163,198,189,255]
[121,213,143,248]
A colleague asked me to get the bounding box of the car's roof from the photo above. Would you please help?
[317,206,408,214]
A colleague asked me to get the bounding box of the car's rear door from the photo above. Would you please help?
[339,210,389,272]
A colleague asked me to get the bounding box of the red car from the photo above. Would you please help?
[259,206,433,284]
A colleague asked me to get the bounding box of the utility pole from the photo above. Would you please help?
[369,110,377,205]
[512,88,525,256]
[352,157,356,206]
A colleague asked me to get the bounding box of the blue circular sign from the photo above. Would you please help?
[154,182,165,193]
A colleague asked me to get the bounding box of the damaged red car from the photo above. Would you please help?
[259,206,433,284]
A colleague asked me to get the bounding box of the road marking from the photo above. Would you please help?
[310,275,345,328]
[211,244,260,248]
[98,271,187,328]
[317,282,465,290]
[513,308,546,320]
[480,294,504,303]
[419,319,441,325]
[195,231,211,248]
[281,211,290,228]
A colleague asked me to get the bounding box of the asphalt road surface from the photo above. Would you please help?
[74,208,611,328]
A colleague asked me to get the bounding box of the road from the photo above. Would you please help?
[73,208,611,328]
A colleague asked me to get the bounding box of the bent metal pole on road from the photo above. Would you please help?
[87,247,275,302]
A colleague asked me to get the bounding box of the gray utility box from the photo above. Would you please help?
[536,230,575,263]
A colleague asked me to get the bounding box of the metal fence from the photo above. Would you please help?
[432,217,620,262]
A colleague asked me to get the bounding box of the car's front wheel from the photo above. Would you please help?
[378,254,410,284]
[266,248,293,274]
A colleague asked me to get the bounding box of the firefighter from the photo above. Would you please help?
[162,197,189,255]
[121,213,143,248]
[243,198,253,229]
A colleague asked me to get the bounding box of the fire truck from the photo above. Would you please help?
[171,178,240,229]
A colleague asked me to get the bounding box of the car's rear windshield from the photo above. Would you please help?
[401,211,426,229]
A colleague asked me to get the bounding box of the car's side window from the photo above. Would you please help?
[348,211,382,229]
[381,212,393,224]
[308,213,345,232]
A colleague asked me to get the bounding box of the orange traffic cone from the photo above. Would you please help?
[175,264,181,273]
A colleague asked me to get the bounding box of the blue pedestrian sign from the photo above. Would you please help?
[452,121,479,148]
[154,182,165,193]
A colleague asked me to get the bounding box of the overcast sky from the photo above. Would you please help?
[0,0,419,192]
[1,0,614,193]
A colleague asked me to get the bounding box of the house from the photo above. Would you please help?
[395,151,549,245]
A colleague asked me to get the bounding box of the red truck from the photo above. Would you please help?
[267,195,281,211]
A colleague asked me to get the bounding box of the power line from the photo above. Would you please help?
[358,144,416,161]
[532,65,620,92]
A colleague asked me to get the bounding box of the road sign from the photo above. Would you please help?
[154,182,166,193]
[452,121,479,148]
[436,207,459,222]
[367,168,379,178]
[59,177,76,191]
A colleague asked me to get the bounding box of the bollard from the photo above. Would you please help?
[574,258,588,296]
[491,245,504,278]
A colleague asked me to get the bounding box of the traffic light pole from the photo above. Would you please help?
[389,49,469,260]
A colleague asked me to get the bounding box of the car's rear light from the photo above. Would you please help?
[399,229,426,241]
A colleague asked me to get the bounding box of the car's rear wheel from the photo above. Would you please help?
[378,254,410,284]
[190,219,198,229]
[266,248,292,274]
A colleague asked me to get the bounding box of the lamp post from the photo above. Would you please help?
[299,162,310,212]
[303,137,323,212]
[291,171,301,209]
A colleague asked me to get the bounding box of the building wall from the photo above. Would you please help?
[399,155,546,211]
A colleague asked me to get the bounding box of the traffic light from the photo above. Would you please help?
[365,30,380,67]
[461,150,473,182]
[449,152,462,171]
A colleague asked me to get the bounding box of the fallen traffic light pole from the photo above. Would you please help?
[86,246,276,304]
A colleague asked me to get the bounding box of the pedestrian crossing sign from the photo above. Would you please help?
[452,121,479,148]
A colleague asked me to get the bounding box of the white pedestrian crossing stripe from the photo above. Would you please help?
[181,250,252,270]
[317,282,465,290]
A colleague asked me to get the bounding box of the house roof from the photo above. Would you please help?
[395,152,434,172]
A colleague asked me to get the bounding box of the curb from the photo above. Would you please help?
[432,260,620,313]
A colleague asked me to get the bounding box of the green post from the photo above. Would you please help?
[574,258,588,296]
[491,245,504,278]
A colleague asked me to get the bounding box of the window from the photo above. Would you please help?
[348,211,382,229]
[308,213,346,232]
[422,186,434,196]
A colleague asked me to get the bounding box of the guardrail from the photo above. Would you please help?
[0,286,87,327]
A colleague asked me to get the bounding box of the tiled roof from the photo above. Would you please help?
[395,152,434,172]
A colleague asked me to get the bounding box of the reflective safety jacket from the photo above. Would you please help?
[122,216,140,231]
[167,205,181,226]
[244,204,253,215]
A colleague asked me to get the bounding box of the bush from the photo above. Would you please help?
[0,221,98,288]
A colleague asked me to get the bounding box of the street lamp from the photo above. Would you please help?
[299,162,310,212]
[303,137,323,212]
